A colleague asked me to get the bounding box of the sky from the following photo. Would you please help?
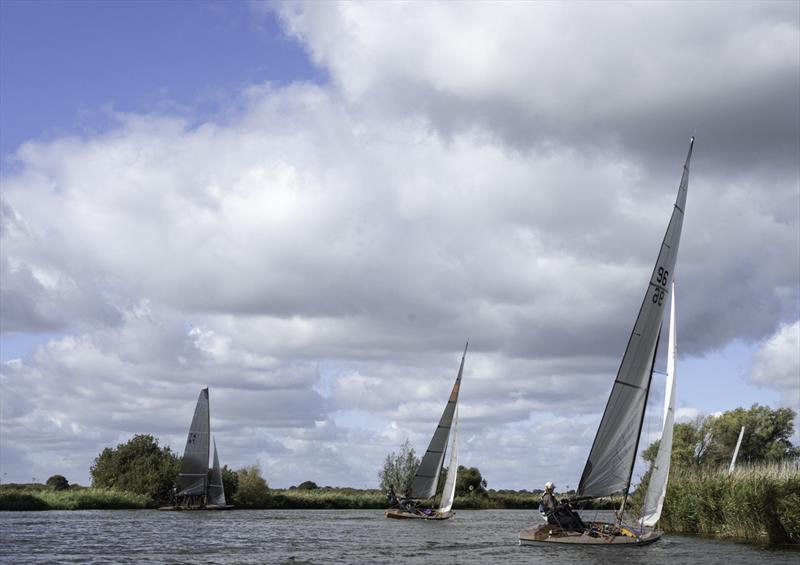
[1,0,798,490]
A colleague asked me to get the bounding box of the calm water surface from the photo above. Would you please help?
[1,509,797,564]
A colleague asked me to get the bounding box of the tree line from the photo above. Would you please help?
[35,404,795,506]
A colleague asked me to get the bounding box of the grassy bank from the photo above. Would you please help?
[0,484,150,511]
[659,461,800,544]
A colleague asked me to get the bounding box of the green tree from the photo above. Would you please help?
[90,434,181,504]
[642,421,705,468]
[46,474,69,491]
[234,464,269,508]
[378,439,419,496]
[221,465,238,502]
[455,466,487,496]
[297,480,319,490]
[641,405,797,470]
[700,405,797,466]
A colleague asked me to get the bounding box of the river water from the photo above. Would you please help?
[1,509,797,564]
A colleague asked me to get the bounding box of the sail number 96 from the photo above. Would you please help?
[652,267,669,305]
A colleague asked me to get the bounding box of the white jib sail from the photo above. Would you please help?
[438,407,459,514]
[642,283,677,527]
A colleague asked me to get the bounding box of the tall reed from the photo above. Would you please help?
[660,460,799,544]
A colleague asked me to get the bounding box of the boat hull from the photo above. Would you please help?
[385,509,453,520]
[157,504,234,511]
[519,523,662,546]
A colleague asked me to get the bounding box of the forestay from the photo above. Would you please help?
[578,138,693,498]
[208,437,226,506]
[409,343,468,500]
[176,388,211,497]
[642,284,677,526]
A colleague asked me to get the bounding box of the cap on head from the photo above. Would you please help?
[545,481,555,491]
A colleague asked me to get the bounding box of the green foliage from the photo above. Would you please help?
[46,474,69,491]
[659,461,799,544]
[221,465,238,502]
[378,439,419,496]
[0,485,149,510]
[90,434,181,504]
[234,464,270,508]
[297,480,319,490]
[0,491,50,510]
[455,465,487,496]
[700,405,797,467]
[642,405,797,471]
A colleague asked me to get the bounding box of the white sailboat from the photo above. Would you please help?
[520,137,694,546]
[386,343,467,520]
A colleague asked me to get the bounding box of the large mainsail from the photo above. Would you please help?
[409,343,468,500]
[642,283,677,526]
[438,407,459,514]
[208,437,226,506]
[578,138,693,498]
[176,388,211,497]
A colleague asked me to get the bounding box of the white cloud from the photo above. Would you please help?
[1,2,798,488]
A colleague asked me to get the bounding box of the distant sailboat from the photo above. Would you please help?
[386,343,467,520]
[160,388,233,510]
[520,137,694,546]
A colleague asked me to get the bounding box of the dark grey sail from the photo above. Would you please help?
[578,138,694,499]
[176,388,210,498]
[409,342,468,500]
[208,437,226,506]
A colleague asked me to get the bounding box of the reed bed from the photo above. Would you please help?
[660,460,799,544]
[0,486,150,511]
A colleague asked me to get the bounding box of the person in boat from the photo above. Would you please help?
[541,482,586,532]
[386,484,399,507]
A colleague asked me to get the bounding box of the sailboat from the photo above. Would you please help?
[520,137,694,546]
[386,342,467,520]
[159,387,233,510]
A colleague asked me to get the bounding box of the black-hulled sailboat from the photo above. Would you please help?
[386,342,467,520]
[159,387,233,510]
[520,137,694,546]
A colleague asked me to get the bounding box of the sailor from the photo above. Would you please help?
[541,481,559,517]
[386,484,399,507]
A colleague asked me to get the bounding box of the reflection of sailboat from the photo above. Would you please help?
[520,137,694,546]
[386,343,467,520]
[160,388,233,510]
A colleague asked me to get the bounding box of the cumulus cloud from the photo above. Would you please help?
[750,321,800,418]
[1,2,798,488]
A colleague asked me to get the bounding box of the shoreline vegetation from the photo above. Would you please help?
[2,462,798,546]
[0,483,616,512]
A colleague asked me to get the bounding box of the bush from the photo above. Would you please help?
[297,480,319,490]
[90,434,180,505]
[46,475,70,491]
[234,464,270,508]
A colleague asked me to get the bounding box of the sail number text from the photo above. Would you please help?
[652,267,669,305]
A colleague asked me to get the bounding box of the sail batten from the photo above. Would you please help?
[578,138,693,499]
[409,343,468,500]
